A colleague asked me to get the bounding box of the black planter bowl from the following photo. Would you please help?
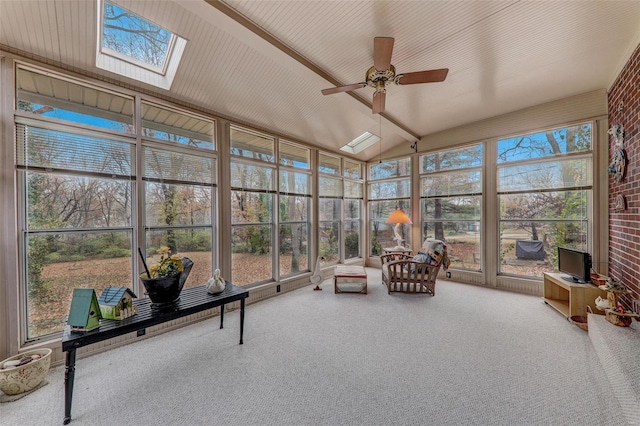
[140,257,193,310]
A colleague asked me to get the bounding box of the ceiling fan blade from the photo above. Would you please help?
[321,82,367,95]
[373,37,394,71]
[372,91,386,114]
[396,68,449,85]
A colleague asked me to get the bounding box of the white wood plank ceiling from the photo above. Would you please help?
[2,0,640,161]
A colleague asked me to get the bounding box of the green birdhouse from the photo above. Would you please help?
[67,288,102,332]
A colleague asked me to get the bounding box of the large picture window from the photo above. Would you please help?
[278,141,311,278]
[497,123,592,278]
[143,145,216,290]
[420,144,483,270]
[368,158,411,256]
[15,66,217,341]
[318,154,363,264]
[230,127,276,285]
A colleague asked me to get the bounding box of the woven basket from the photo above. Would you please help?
[590,273,608,286]
[605,310,633,327]
[569,315,588,331]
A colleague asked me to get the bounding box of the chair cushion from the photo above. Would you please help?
[404,253,429,272]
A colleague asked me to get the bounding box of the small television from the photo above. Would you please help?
[557,246,591,284]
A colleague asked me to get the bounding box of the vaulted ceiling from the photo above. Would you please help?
[2,0,640,161]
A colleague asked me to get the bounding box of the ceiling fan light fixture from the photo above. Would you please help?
[340,131,381,154]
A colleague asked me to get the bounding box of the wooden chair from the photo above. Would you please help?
[382,259,440,295]
[380,253,412,284]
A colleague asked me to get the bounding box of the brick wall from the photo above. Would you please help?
[607,43,640,309]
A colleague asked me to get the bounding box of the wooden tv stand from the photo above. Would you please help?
[543,272,606,318]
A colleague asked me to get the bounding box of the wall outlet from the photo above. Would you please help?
[137,329,146,337]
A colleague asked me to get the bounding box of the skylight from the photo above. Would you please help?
[340,131,381,154]
[96,0,187,89]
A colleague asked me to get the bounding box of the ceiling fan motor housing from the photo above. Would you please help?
[366,65,396,93]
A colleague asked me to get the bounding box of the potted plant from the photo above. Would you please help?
[138,247,193,310]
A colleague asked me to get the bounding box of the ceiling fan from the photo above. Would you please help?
[321,37,448,114]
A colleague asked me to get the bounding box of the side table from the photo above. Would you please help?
[334,265,368,294]
[383,247,413,256]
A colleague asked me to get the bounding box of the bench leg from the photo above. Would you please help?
[220,304,224,329]
[63,349,77,424]
[239,298,245,345]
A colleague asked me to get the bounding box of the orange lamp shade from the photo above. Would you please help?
[385,209,412,224]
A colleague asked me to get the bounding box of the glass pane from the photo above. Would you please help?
[369,200,411,256]
[230,127,274,162]
[319,222,340,263]
[17,125,134,175]
[497,123,592,163]
[145,182,212,226]
[499,191,589,220]
[370,221,411,256]
[279,170,310,195]
[142,102,214,150]
[144,147,214,184]
[499,221,587,277]
[344,181,363,199]
[231,225,272,285]
[279,141,309,169]
[145,228,212,289]
[279,223,309,277]
[369,200,411,221]
[231,162,273,191]
[16,67,134,132]
[26,231,132,339]
[369,158,411,180]
[344,221,360,260]
[102,1,172,70]
[279,195,308,222]
[369,179,411,199]
[319,198,341,221]
[422,171,482,197]
[423,196,481,221]
[344,199,360,220]
[231,191,273,224]
[319,153,341,175]
[319,176,342,197]
[498,157,592,192]
[421,144,483,172]
[422,222,480,271]
[344,159,362,179]
[27,172,132,229]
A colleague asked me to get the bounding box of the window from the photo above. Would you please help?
[344,180,363,260]
[318,154,364,263]
[230,128,276,285]
[143,145,217,290]
[278,141,311,278]
[141,102,215,150]
[319,152,341,175]
[16,68,136,340]
[17,66,134,133]
[97,0,187,89]
[420,144,483,270]
[15,66,217,341]
[368,158,411,256]
[497,123,592,278]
